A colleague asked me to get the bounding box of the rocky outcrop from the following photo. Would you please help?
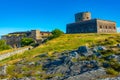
[66,68,106,80]
[99,77,120,80]
[43,54,101,79]
[0,65,7,76]
[77,46,93,56]
[2,45,120,80]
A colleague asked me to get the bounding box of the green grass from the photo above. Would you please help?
[1,33,120,65]
[1,33,120,79]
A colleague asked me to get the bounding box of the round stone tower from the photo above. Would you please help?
[75,12,91,22]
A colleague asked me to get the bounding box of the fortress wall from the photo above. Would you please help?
[0,47,31,61]
[75,12,91,22]
[97,20,117,33]
[66,19,97,33]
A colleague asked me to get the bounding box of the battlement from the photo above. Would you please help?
[1,30,51,48]
[66,12,117,34]
[75,12,91,22]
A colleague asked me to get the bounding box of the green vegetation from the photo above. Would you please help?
[1,33,120,65]
[0,40,11,51]
[50,29,64,39]
[21,38,35,47]
[109,60,120,71]
[106,68,119,75]
[0,33,120,79]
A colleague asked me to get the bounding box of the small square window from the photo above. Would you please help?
[100,25,102,28]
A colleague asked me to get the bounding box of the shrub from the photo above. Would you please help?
[0,40,11,51]
[50,29,64,39]
[106,68,119,75]
[109,61,120,71]
[21,38,35,47]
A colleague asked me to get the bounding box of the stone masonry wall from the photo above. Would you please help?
[97,20,116,33]
[0,47,31,61]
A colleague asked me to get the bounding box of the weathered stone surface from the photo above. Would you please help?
[66,12,117,34]
[77,46,93,56]
[70,63,81,76]
[69,51,79,58]
[0,65,7,76]
[117,44,120,48]
[11,77,36,80]
[43,54,100,79]
[65,68,106,80]
[105,54,118,60]
[94,46,107,51]
[28,62,35,66]
[99,77,120,80]
[2,30,51,48]
[0,47,30,61]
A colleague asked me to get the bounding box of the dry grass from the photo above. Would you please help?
[0,33,120,65]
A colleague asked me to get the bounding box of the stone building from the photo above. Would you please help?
[1,30,51,48]
[66,12,117,33]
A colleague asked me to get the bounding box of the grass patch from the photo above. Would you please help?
[0,33,120,65]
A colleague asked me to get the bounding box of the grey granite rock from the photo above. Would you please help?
[65,68,106,80]
[77,46,93,56]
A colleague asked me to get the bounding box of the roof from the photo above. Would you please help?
[75,11,91,15]
[95,18,116,23]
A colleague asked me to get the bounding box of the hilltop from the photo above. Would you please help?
[0,33,120,79]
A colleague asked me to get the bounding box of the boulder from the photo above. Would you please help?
[77,46,93,56]
[117,44,120,48]
[69,51,79,58]
[80,60,99,73]
[0,65,7,76]
[105,54,118,60]
[93,52,102,58]
[28,62,35,66]
[70,63,81,76]
[94,46,107,51]
[103,62,110,68]
[65,68,106,80]
[43,58,65,69]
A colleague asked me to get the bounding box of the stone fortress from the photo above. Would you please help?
[1,30,51,48]
[1,12,117,48]
[66,12,117,33]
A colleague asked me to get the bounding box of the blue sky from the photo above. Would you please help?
[0,0,120,35]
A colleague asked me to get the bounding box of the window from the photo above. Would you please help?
[87,17,89,19]
[41,33,44,35]
[99,25,102,29]
[105,26,107,29]
[113,26,116,29]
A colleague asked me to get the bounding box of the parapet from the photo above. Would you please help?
[75,12,91,22]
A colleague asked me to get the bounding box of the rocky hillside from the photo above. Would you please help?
[0,33,120,80]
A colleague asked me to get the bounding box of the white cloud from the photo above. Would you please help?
[117,27,120,32]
